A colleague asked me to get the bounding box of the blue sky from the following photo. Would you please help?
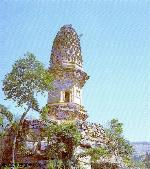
[0,0,149,142]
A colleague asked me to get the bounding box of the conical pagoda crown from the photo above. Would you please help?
[50,25,83,68]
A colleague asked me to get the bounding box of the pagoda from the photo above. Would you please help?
[46,25,124,168]
[47,25,89,121]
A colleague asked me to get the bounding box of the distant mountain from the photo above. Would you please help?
[131,141,150,164]
[131,142,150,156]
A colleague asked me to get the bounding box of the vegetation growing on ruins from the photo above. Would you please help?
[0,53,137,169]
[1,53,53,168]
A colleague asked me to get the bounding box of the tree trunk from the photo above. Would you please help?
[19,106,30,125]
[11,106,30,169]
[12,135,17,169]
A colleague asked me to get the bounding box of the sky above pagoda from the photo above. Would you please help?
[0,0,149,142]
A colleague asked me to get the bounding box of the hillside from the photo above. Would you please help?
[132,142,150,156]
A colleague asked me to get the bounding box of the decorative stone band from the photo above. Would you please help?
[47,102,88,121]
[49,67,89,87]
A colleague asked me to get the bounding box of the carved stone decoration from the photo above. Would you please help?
[54,79,74,90]
[50,25,83,68]
[47,103,88,121]
[49,67,89,88]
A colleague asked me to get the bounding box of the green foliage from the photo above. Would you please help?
[134,159,145,169]
[88,147,109,162]
[40,104,49,121]
[105,119,123,137]
[47,160,63,169]
[80,147,110,162]
[123,156,134,168]
[3,52,53,111]
[2,52,53,167]
[2,163,29,169]
[105,118,134,167]
[0,104,13,123]
[0,104,14,139]
[42,121,81,168]
[46,121,81,145]
[0,115,3,125]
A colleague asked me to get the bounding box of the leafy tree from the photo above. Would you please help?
[0,104,13,125]
[133,158,145,169]
[2,52,53,168]
[3,52,53,111]
[78,146,110,169]
[40,115,81,169]
[82,147,109,162]
[0,104,14,165]
[0,104,13,147]
[105,119,134,167]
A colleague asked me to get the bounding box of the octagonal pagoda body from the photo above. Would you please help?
[48,25,89,121]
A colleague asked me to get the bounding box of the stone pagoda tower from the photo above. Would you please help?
[48,25,89,121]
